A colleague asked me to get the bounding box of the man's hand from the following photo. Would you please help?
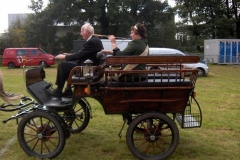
[101,50,113,54]
[55,54,66,60]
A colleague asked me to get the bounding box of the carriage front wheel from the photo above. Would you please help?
[126,112,179,160]
[17,110,66,159]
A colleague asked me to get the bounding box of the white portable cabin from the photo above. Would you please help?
[204,39,240,64]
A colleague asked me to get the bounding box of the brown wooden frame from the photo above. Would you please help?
[67,56,199,114]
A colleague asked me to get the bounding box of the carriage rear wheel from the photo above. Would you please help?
[126,112,179,160]
[17,110,66,159]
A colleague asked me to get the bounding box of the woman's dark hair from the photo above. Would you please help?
[131,23,147,39]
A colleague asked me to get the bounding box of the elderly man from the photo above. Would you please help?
[47,23,103,97]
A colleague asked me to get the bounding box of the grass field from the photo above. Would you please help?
[0,64,239,160]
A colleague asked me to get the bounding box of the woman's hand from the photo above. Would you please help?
[108,35,117,49]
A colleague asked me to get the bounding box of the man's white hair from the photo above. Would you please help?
[82,23,94,34]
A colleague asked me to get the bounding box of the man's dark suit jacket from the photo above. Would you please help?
[65,36,103,66]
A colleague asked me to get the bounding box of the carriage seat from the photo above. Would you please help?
[106,78,191,87]
[71,74,98,83]
[147,73,182,79]
[68,52,108,84]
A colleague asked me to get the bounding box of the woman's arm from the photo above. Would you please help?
[101,50,113,54]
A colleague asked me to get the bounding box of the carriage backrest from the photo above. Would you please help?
[25,67,45,86]
[105,56,200,65]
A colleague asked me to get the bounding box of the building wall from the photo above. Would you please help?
[8,14,28,28]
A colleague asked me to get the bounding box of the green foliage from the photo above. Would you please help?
[38,0,177,47]
[23,8,59,53]
[174,0,240,38]
[4,18,26,47]
[0,37,5,54]
[57,32,80,53]
[29,0,44,12]
[0,34,11,54]
[172,0,240,53]
[0,0,178,52]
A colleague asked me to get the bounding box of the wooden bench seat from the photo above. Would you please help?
[71,73,182,83]
[147,73,182,79]
[106,79,191,87]
[71,75,98,83]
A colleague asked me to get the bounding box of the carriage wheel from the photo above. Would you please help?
[63,99,90,133]
[17,110,66,159]
[126,112,179,160]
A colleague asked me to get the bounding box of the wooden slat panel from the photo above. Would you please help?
[105,56,200,64]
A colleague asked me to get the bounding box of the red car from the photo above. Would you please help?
[2,48,56,68]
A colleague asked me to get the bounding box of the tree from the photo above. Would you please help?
[4,17,27,47]
[0,0,178,53]
[25,4,61,53]
[30,0,176,47]
[174,0,240,38]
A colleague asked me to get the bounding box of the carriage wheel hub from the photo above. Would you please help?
[37,133,43,139]
[150,135,156,141]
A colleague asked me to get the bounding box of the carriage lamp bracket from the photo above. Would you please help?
[83,59,94,95]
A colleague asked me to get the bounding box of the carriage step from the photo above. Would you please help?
[176,114,201,128]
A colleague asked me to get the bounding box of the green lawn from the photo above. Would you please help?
[0,64,239,160]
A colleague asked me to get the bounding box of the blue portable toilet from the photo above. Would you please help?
[226,42,231,63]
[232,42,237,63]
[238,42,240,52]
[219,41,225,63]
[204,39,240,64]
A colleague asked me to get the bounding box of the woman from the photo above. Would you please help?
[102,23,148,81]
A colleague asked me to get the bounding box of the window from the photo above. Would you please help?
[17,50,28,56]
[31,50,38,55]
